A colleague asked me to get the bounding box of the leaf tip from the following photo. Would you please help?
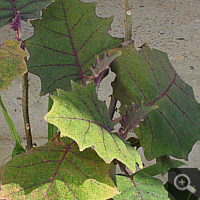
[44,115,47,121]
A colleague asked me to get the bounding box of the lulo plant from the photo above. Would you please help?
[0,0,199,199]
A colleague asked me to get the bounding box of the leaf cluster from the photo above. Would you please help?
[0,0,199,199]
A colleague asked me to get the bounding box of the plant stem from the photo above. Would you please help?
[21,41,33,151]
[122,0,132,41]
[112,116,122,123]
[118,161,143,200]
[22,71,32,151]
[108,94,117,120]
[108,1,133,121]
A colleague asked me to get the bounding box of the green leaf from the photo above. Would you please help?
[48,91,58,140]
[134,164,159,177]
[0,95,25,157]
[45,81,143,172]
[12,146,26,158]
[1,138,119,200]
[0,39,28,90]
[108,42,200,160]
[25,0,123,95]
[0,0,52,29]
[113,173,169,200]
[156,156,186,175]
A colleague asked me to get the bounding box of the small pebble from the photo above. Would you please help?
[190,66,194,70]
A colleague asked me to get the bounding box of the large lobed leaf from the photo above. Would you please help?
[45,81,143,173]
[1,138,119,200]
[0,0,52,29]
[0,39,28,90]
[108,42,200,160]
[25,0,123,95]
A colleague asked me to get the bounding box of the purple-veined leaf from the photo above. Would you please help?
[118,101,158,139]
[0,138,119,200]
[44,81,143,173]
[113,173,169,200]
[0,39,28,90]
[0,0,52,29]
[89,51,122,88]
[25,0,123,95]
[108,42,200,160]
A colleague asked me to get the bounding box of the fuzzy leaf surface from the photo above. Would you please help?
[108,43,200,160]
[45,81,143,172]
[113,173,169,200]
[25,0,123,95]
[0,39,28,90]
[0,138,119,200]
[0,0,52,29]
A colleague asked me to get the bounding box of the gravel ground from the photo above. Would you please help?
[0,0,200,184]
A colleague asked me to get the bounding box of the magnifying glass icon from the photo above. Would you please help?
[174,174,196,193]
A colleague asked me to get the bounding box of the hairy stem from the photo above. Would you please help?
[108,0,133,121]
[108,94,117,120]
[22,72,32,151]
[112,116,122,123]
[122,0,132,41]
[118,161,143,200]
[21,41,32,151]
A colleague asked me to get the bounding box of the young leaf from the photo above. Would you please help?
[25,0,123,95]
[0,39,28,90]
[45,81,143,172]
[10,12,22,41]
[0,0,52,29]
[113,173,169,200]
[108,42,200,160]
[89,51,122,88]
[118,101,158,139]
[1,138,119,200]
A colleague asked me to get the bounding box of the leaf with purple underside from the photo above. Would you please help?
[0,0,52,29]
[25,0,123,95]
[118,101,158,139]
[0,39,28,90]
[108,43,200,160]
[89,51,122,87]
[1,138,119,200]
[44,81,143,173]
